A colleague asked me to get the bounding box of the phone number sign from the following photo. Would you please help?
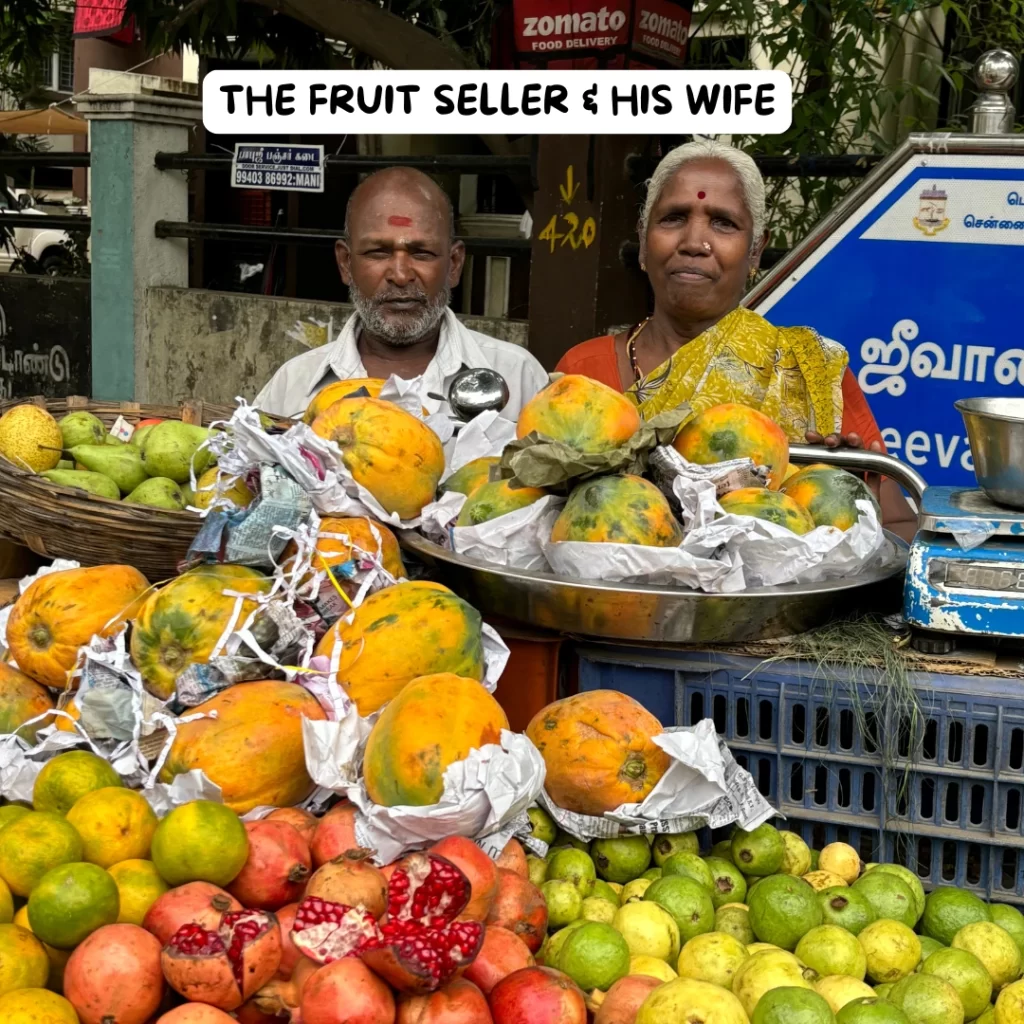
[752,150,1024,487]
[231,143,325,192]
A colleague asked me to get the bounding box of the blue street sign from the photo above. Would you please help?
[231,143,325,192]
[752,147,1024,487]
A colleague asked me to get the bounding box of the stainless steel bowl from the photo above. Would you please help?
[955,397,1024,508]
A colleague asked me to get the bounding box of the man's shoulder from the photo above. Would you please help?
[465,328,544,373]
[268,344,334,382]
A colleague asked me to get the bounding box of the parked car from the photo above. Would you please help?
[0,188,89,274]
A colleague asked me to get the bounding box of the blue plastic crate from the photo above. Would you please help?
[575,643,1024,903]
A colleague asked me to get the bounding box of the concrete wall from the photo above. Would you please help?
[142,286,530,406]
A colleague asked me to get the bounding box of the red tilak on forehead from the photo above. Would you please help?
[697,191,706,199]
[388,215,413,226]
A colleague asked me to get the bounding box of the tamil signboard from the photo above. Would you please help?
[231,143,325,193]
[749,138,1024,488]
[491,0,694,70]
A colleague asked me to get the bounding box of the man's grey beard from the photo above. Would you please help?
[351,282,451,347]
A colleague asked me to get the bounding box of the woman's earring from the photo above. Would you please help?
[640,262,647,272]
[748,267,758,282]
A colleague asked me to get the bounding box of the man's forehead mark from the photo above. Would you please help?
[388,216,414,226]
[697,191,706,199]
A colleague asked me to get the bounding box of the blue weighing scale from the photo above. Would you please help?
[903,486,1024,652]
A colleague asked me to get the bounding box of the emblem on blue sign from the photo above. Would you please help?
[913,184,950,237]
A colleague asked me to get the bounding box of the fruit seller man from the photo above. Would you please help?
[255,166,549,422]
[556,138,918,542]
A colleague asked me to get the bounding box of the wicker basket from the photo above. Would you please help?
[0,396,237,583]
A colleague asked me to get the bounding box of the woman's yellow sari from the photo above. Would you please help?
[627,307,848,442]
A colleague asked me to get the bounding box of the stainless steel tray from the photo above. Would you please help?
[398,530,908,644]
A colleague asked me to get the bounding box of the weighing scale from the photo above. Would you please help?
[903,397,1024,653]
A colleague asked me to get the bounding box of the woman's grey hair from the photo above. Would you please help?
[639,138,767,248]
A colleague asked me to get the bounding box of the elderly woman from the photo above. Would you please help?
[556,139,917,541]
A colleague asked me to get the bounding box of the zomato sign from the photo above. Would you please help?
[505,0,693,68]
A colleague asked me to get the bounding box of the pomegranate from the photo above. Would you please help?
[229,820,313,911]
[292,852,484,996]
[428,838,498,921]
[397,979,493,1024]
[143,882,243,945]
[300,958,396,1024]
[488,967,587,1024]
[305,849,388,919]
[235,1001,281,1024]
[161,908,282,1011]
[311,803,359,867]
[253,956,319,1019]
[485,871,547,954]
[268,807,319,844]
[64,923,165,1024]
[275,902,303,978]
[593,976,661,1024]
[494,841,528,880]
[463,927,535,996]
[156,1008,238,1024]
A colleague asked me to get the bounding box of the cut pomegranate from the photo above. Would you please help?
[291,897,381,965]
[362,852,484,996]
[162,908,282,1012]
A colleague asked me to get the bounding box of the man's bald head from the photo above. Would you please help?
[343,166,455,243]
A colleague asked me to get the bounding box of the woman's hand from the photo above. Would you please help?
[805,430,878,452]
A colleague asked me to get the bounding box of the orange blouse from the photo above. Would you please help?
[555,335,887,452]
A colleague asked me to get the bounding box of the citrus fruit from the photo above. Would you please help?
[149,800,249,887]
[816,976,878,1014]
[541,879,583,928]
[652,832,699,867]
[630,954,677,982]
[853,873,917,929]
[705,857,748,909]
[621,878,654,903]
[733,825,786,877]
[953,922,1022,991]
[0,812,83,897]
[0,806,30,833]
[528,807,557,845]
[838,997,913,1024]
[858,919,921,984]
[635,975,749,1024]
[871,866,925,925]
[733,949,817,1017]
[546,848,596,897]
[644,875,715,942]
[922,947,993,1020]
[889,973,965,1024]
[65,789,158,868]
[581,896,617,924]
[752,986,836,1024]
[992,906,1024,961]
[0,878,12,924]
[0,925,50,996]
[11,908,71,995]
[590,836,651,884]
[592,879,620,904]
[807,872,850,891]
[27,863,119,950]
[613,901,681,962]
[780,833,813,877]
[676,930,749,989]
[717,904,755,945]
[819,886,877,936]
[541,918,586,961]
[820,844,863,885]
[748,874,823,951]
[797,924,868,980]
[0,988,79,1024]
[32,752,121,816]
[555,921,631,991]
[919,937,946,964]
[923,890,993,948]
[662,852,715,890]
[996,979,1024,1024]
[107,860,169,926]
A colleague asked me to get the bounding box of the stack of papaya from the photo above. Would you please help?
[0,403,253,512]
[446,374,880,544]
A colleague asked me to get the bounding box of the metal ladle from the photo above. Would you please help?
[429,368,510,422]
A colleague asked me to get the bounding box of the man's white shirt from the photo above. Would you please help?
[255,308,549,421]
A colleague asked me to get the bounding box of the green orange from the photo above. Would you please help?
[107,859,169,926]
[66,789,158,868]
[551,474,683,546]
[27,863,120,950]
[0,812,83,897]
[782,464,881,531]
[0,988,80,1024]
[719,488,816,535]
[0,925,49,997]
[32,751,121,816]
[150,799,249,887]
